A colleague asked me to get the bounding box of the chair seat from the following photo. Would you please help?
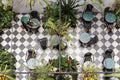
[79,32,90,43]
[105,12,116,23]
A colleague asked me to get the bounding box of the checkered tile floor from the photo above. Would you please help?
[1,12,120,80]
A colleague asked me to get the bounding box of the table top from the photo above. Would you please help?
[26,58,39,69]
[103,58,115,69]
[83,11,93,21]
[79,32,90,43]
[51,35,60,46]
[27,18,40,29]
[105,12,116,23]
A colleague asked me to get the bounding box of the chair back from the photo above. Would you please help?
[86,4,93,11]
[84,52,92,62]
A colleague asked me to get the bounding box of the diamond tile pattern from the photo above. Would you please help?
[1,13,120,80]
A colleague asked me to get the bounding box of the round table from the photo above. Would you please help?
[26,58,39,69]
[51,35,60,46]
[79,32,90,43]
[83,11,93,21]
[27,18,40,29]
[103,58,115,69]
[105,12,116,23]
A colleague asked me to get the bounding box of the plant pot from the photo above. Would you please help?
[0,30,4,35]
[26,49,36,61]
[54,42,67,51]
[30,72,38,80]
[54,75,65,80]
[39,38,48,50]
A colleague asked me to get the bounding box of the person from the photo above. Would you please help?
[27,18,39,27]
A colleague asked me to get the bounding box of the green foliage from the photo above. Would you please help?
[44,18,70,38]
[44,18,71,51]
[43,0,80,27]
[43,2,59,22]
[0,0,13,32]
[32,64,54,80]
[105,68,120,79]
[50,56,78,80]
[81,62,100,80]
[60,0,80,25]
[0,48,16,80]
[113,0,120,28]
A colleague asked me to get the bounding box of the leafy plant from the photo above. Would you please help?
[81,62,99,80]
[50,56,78,80]
[44,18,70,40]
[105,68,120,80]
[31,64,54,80]
[60,0,80,27]
[24,54,54,80]
[0,48,16,80]
[0,0,13,34]
[44,18,70,52]
[112,0,120,28]
[43,0,80,27]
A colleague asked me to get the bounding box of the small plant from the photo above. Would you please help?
[0,0,13,34]
[105,68,120,80]
[31,64,54,80]
[81,62,99,80]
[44,18,70,52]
[112,0,120,28]
[50,56,78,80]
[43,0,80,28]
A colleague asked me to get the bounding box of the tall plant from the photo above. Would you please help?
[31,64,54,80]
[50,56,78,80]
[112,0,120,28]
[105,68,120,79]
[0,0,13,34]
[43,0,80,27]
[81,62,99,80]
[0,48,16,80]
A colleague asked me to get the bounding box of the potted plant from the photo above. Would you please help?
[0,0,13,35]
[26,58,54,80]
[0,47,16,80]
[105,68,120,80]
[43,0,80,28]
[50,56,79,80]
[81,62,99,80]
[44,18,70,52]
[30,64,54,80]
[111,0,120,28]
